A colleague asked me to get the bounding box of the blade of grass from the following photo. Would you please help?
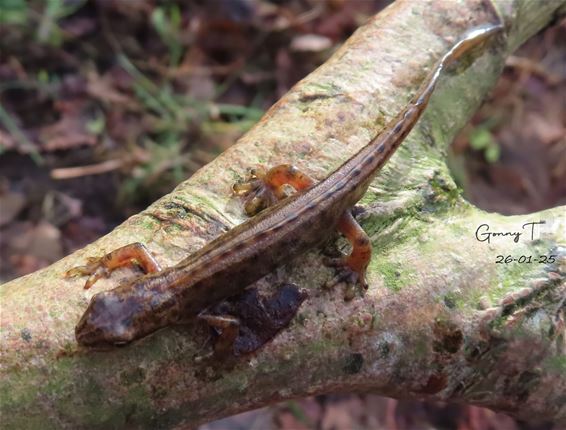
[0,103,43,164]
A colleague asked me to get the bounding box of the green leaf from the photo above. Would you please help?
[37,69,50,84]
[150,7,167,37]
[86,113,106,135]
[469,128,494,150]
[484,143,501,163]
[169,4,181,30]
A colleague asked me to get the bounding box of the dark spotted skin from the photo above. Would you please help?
[71,24,503,348]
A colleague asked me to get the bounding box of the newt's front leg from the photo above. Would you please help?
[65,242,162,289]
[233,164,315,216]
[234,164,371,297]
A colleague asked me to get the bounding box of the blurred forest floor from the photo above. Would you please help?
[0,1,564,429]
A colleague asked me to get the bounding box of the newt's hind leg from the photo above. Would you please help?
[232,164,315,216]
[325,211,371,300]
[65,243,162,289]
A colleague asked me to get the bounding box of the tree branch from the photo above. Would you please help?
[1,0,565,428]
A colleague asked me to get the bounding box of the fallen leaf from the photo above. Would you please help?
[0,191,26,226]
[87,71,133,105]
[39,115,97,151]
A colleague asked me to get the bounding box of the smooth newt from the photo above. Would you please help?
[67,23,504,350]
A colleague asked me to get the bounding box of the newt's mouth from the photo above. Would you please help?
[75,312,104,347]
[75,315,134,348]
[75,309,116,348]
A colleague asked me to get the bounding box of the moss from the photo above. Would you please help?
[62,378,153,429]
[137,214,160,231]
[359,168,467,260]
[543,356,566,374]
[442,291,463,309]
[411,335,430,358]
[5,351,154,429]
[447,221,468,236]
[362,207,433,259]
[162,222,185,235]
[489,253,543,304]
[301,81,341,94]
[120,367,146,385]
[366,219,415,255]
[374,260,416,292]
[420,169,461,213]
[0,360,150,429]
[3,415,58,430]
[170,193,212,211]
[137,331,181,362]
[304,338,336,355]
[43,357,74,398]
[161,202,193,219]
[0,372,38,414]
[217,370,251,394]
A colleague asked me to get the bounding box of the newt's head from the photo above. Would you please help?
[75,289,145,347]
[78,286,175,349]
[76,278,179,348]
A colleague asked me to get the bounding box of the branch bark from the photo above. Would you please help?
[1,0,565,428]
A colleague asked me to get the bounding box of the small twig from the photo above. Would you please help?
[50,159,123,179]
